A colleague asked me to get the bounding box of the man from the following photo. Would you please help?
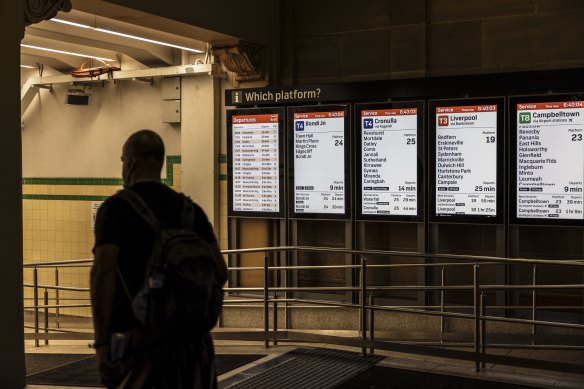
[91,129,227,388]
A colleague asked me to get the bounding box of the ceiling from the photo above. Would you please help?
[21,9,208,82]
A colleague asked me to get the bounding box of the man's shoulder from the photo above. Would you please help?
[101,190,130,209]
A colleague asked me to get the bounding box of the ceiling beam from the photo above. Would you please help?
[28,63,224,86]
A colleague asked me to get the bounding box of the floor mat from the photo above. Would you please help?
[225,348,383,389]
[26,353,94,376]
[26,354,266,386]
[335,366,538,389]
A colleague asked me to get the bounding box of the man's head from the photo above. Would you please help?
[121,130,165,186]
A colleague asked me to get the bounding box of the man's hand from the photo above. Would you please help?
[96,346,132,388]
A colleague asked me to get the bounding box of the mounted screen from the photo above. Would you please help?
[356,101,424,221]
[511,95,584,225]
[227,108,285,217]
[429,98,504,223]
[289,105,350,218]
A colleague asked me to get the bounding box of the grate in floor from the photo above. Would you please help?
[226,348,382,389]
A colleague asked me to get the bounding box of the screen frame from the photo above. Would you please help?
[429,97,505,224]
[355,101,425,222]
[227,107,286,218]
[509,93,584,226]
[288,104,351,219]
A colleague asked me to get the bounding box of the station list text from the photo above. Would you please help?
[361,108,418,216]
[232,114,280,213]
[294,111,345,214]
[435,105,498,216]
[516,101,584,220]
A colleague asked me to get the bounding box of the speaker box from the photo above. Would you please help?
[66,94,89,105]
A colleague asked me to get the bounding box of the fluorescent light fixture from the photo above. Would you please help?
[20,65,35,69]
[51,18,91,29]
[51,18,203,53]
[94,28,202,53]
[20,44,115,62]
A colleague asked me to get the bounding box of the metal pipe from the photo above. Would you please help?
[361,256,367,357]
[263,252,269,349]
[273,300,278,346]
[24,304,91,309]
[23,284,89,292]
[24,246,584,269]
[481,292,486,368]
[44,289,49,346]
[223,284,584,293]
[369,293,375,355]
[23,258,93,267]
[220,246,584,268]
[33,267,39,347]
[55,268,60,329]
[474,264,480,372]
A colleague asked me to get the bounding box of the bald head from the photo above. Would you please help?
[122,130,165,186]
[123,130,165,164]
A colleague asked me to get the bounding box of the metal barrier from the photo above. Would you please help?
[23,246,584,374]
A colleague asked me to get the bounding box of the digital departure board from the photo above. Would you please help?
[289,105,350,217]
[430,99,504,223]
[512,96,584,224]
[357,102,424,220]
[227,108,285,217]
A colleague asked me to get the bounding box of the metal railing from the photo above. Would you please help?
[23,246,584,374]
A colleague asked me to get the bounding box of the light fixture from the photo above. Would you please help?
[51,18,203,53]
[51,19,91,29]
[20,44,115,62]
[20,65,35,69]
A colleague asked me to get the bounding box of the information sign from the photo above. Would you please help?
[434,104,499,217]
[292,107,348,216]
[360,107,419,216]
[515,101,584,220]
[228,109,283,216]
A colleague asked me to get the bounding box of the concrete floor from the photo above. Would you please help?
[24,338,584,389]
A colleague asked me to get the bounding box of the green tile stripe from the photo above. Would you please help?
[23,155,181,187]
[22,156,181,201]
[218,154,227,163]
[22,177,123,185]
[219,174,228,181]
[23,195,110,201]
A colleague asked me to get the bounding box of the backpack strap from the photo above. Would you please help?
[118,189,162,237]
[116,189,163,302]
[181,195,196,230]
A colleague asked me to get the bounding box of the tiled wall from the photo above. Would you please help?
[219,153,228,251]
[23,156,182,318]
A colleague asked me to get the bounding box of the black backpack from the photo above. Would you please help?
[117,189,223,336]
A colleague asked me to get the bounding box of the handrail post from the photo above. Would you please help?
[263,251,269,349]
[361,256,367,357]
[55,267,60,329]
[532,265,537,345]
[369,293,375,355]
[34,266,39,347]
[474,264,480,372]
[273,298,278,346]
[440,265,445,342]
[480,291,486,368]
[44,288,49,346]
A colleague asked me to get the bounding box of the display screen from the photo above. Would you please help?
[228,109,283,216]
[434,104,499,217]
[292,108,348,216]
[515,101,584,220]
[360,107,419,216]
